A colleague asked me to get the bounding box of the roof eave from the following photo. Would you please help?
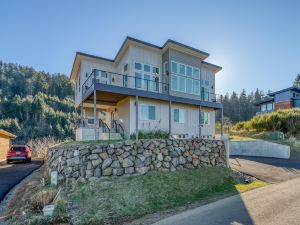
[202,61,222,73]
[0,129,16,138]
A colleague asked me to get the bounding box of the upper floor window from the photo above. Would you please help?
[174,108,185,123]
[171,61,201,96]
[144,64,151,72]
[194,68,200,79]
[135,62,142,70]
[141,104,156,120]
[179,64,185,76]
[171,62,178,74]
[153,67,159,74]
[201,80,210,101]
[135,62,160,92]
[186,66,193,77]
[123,64,128,73]
[163,62,169,74]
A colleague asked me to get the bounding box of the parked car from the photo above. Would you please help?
[6,145,31,163]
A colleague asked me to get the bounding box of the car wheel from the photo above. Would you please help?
[27,158,31,163]
[6,159,10,164]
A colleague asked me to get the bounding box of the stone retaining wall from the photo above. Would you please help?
[47,139,227,183]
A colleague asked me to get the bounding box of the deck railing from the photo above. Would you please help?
[82,69,222,104]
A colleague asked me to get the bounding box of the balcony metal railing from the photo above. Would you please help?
[82,69,223,104]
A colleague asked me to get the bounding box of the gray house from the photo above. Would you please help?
[70,37,223,141]
[256,86,300,115]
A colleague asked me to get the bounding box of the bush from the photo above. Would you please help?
[232,109,300,135]
[130,130,169,139]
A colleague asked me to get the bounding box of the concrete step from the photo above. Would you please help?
[100,132,123,140]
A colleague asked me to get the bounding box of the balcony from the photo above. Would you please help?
[82,69,223,106]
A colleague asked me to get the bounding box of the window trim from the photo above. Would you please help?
[170,60,201,96]
[174,108,185,123]
[200,111,210,125]
[135,62,161,92]
[140,104,156,121]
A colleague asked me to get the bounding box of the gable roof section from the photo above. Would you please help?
[70,36,221,81]
[254,96,274,106]
[0,129,16,139]
[268,86,300,96]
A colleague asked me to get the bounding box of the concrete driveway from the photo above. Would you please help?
[153,176,300,225]
[0,160,43,202]
[230,156,300,183]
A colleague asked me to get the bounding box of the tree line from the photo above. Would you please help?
[0,61,76,142]
[217,74,300,125]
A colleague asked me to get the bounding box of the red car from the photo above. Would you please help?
[6,145,31,163]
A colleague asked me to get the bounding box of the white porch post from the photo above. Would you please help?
[81,102,83,127]
[135,95,139,140]
[221,95,224,138]
[169,100,172,138]
[199,106,202,138]
[94,90,97,140]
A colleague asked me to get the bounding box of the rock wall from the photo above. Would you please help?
[47,139,227,183]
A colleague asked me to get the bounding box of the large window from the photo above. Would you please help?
[141,105,156,120]
[200,111,210,125]
[201,80,210,101]
[174,108,185,123]
[171,61,201,96]
[135,62,160,92]
[261,103,273,112]
[135,72,142,88]
[267,103,273,111]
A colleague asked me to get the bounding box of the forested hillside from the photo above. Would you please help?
[216,89,265,125]
[0,61,76,142]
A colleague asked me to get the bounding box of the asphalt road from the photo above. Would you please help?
[230,156,300,183]
[153,157,300,225]
[153,176,300,225]
[0,161,43,202]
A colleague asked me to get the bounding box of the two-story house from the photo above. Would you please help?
[256,86,300,115]
[70,37,223,141]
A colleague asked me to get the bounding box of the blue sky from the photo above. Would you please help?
[0,0,299,94]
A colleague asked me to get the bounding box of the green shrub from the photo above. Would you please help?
[130,130,169,139]
[232,109,300,135]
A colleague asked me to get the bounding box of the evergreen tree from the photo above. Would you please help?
[294,73,300,87]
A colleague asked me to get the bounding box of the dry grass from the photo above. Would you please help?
[5,167,266,225]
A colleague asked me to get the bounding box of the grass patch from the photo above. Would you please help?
[235,181,266,192]
[5,167,266,225]
[69,168,241,225]
[230,135,257,141]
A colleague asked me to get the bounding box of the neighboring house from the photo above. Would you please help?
[70,37,223,141]
[255,86,300,115]
[0,129,16,163]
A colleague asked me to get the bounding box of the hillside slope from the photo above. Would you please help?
[0,61,76,142]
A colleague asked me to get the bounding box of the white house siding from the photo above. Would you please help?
[126,97,215,138]
[114,97,131,139]
[75,59,116,106]
[171,102,200,138]
[201,66,216,100]
[128,45,162,90]
[199,107,215,137]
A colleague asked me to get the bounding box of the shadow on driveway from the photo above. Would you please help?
[230,156,300,183]
[0,160,43,202]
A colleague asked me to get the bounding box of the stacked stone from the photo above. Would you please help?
[47,139,226,183]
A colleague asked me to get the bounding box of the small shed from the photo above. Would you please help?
[0,129,16,163]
